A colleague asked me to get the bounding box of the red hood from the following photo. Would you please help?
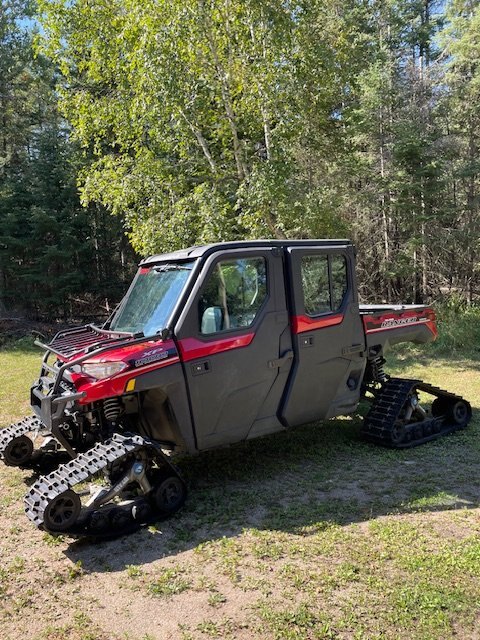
[63,337,179,404]
[77,338,177,365]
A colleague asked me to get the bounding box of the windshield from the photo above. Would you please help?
[110,261,195,335]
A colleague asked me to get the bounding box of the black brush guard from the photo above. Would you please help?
[30,325,161,454]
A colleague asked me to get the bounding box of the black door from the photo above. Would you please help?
[174,247,293,450]
[280,245,366,427]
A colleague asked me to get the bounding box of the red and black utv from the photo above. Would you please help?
[0,240,471,537]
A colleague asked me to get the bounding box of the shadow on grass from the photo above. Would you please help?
[63,402,480,573]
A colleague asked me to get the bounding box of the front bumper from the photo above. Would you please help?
[30,377,86,432]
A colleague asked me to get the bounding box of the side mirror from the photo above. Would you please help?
[160,327,172,340]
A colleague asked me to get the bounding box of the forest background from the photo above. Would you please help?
[1,0,479,321]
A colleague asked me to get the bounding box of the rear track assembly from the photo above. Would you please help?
[361,377,471,448]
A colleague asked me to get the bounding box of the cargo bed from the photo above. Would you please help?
[359,304,437,350]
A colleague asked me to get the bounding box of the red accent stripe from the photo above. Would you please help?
[178,333,254,362]
[292,314,344,334]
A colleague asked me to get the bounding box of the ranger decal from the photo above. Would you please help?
[380,316,420,329]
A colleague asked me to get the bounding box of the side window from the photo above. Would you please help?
[301,255,330,315]
[199,257,267,334]
[301,254,348,316]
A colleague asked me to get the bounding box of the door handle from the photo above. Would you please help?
[300,334,314,347]
[268,350,294,369]
[191,360,211,376]
[342,344,364,356]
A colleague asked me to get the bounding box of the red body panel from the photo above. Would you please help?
[75,357,180,404]
[67,334,257,403]
[60,307,437,405]
[178,333,255,362]
[361,308,437,339]
[292,313,344,334]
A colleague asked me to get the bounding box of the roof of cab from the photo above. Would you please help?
[139,239,353,266]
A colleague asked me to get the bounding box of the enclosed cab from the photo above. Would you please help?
[0,240,470,538]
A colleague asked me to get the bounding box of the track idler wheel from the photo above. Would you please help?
[432,397,471,426]
[449,400,471,425]
[4,435,34,466]
[153,473,187,515]
[43,490,81,532]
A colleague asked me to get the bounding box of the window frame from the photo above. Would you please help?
[300,252,349,318]
[196,253,270,337]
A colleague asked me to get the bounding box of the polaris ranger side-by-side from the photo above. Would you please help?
[0,240,471,537]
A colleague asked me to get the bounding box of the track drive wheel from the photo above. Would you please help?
[4,435,34,466]
[153,472,187,515]
[43,490,81,532]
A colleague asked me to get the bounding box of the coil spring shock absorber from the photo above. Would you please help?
[370,354,389,383]
[103,397,122,423]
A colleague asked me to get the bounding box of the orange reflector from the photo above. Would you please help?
[125,379,136,392]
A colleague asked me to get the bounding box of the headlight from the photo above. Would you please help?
[81,361,128,380]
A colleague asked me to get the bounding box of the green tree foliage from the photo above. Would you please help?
[343,0,450,302]
[37,0,368,255]
[3,0,480,311]
[0,0,134,319]
[439,0,480,303]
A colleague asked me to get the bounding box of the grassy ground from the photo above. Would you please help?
[0,339,479,639]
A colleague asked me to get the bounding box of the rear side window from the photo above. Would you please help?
[199,257,267,334]
[301,254,348,316]
[301,255,330,315]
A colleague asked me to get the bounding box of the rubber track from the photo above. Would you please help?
[361,377,470,448]
[0,415,45,459]
[24,433,148,528]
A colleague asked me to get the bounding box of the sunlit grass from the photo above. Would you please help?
[0,339,40,426]
[0,339,479,639]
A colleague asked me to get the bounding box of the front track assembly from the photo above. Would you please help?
[0,415,49,466]
[361,377,472,448]
[0,415,71,471]
[24,433,187,539]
